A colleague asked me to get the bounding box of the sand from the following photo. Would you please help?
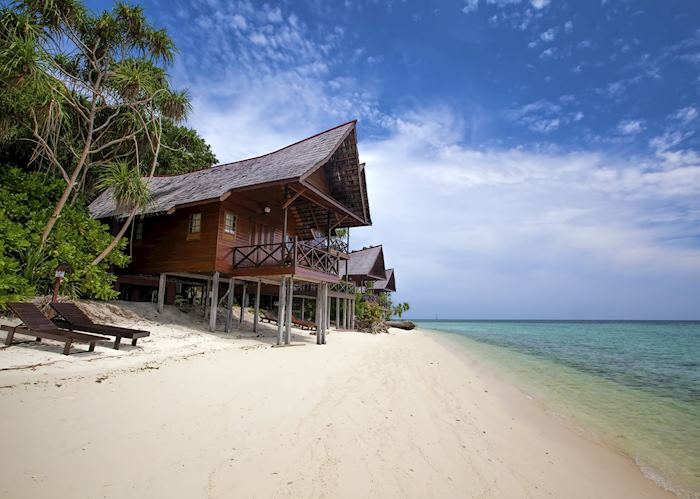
[0,302,674,499]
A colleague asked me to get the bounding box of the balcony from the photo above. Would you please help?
[232,237,341,281]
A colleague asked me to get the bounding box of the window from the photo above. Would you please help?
[188,213,201,234]
[224,212,237,235]
[134,221,143,241]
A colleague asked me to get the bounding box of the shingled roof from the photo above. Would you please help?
[344,245,386,281]
[373,268,396,293]
[89,121,370,231]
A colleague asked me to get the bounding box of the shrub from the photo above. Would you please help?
[0,166,129,307]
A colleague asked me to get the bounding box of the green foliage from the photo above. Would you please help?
[0,166,129,307]
[96,160,151,211]
[156,120,218,175]
[392,302,410,319]
[354,292,385,323]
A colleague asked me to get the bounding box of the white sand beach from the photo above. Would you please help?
[0,302,674,499]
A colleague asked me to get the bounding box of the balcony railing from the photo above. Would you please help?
[301,236,349,255]
[232,237,340,277]
[330,281,356,295]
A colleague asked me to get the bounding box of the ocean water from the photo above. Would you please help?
[415,320,700,498]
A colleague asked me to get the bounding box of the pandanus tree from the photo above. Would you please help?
[0,0,189,254]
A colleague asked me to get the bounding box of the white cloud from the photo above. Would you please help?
[617,119,645,135]
[672,106,698,124]
[530,118,560,132]
[530,0,551,9]
[564,21,574,33]
[539,47,556,59]
[462,0,479,13]
[540,28,556,42]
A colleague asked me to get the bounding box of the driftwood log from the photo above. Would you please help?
[386,320,416,330]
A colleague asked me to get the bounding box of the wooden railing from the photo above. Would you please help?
[295,239,339,275]
[330,281,356,295]
[232,237,340,276]
[232,242,293,269]
[301,236,349,255]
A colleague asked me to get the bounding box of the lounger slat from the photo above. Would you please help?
[50,303,150,350]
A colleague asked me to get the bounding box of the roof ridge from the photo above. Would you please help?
[213,120,357,170]
[352,244,383,252]
[147,120,357,180]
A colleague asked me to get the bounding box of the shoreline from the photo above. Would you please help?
[0,307,677,498]
[422,324,699,499]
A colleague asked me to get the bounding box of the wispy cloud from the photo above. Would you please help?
[672,106,698,124]
[617,119,645,135]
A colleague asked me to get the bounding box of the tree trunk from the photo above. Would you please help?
[40,76,102,244]
[91,208,137,266]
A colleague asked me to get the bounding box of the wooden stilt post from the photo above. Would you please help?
[301,297,305,321]
[253,280,261,334]
[157,273,166,313]
[226,278,235,333]
[315,284,323,345]
[209,272,220,332]
[326,290,331,331]
[239,282,247,325]
[335,296,340,329]
[277,278,286,346]
[341,298,346,329]
[284,277,294,344]
[350,299,355,330]
[203,279,211,320]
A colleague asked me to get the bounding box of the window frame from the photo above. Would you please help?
[187,212,202,240]
[134,221,144,242]
[224,211,237,236]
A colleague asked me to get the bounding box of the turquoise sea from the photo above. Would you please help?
[415,320,700,498]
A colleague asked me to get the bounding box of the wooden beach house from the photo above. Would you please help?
[372,268,396,295]
[89,121,371,344]
[344,245,387,287]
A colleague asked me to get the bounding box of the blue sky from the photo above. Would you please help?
[88,0,700,319]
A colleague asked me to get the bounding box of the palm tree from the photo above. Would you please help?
[91,161,150,265]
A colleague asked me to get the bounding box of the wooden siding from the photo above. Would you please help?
[214,186,299,275]
[127,202,219,274]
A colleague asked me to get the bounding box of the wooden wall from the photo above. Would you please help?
[128,202,219,274]
[122,185,300,276]
[214,186,299,274]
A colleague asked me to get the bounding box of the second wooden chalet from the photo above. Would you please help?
[89,121,371,344]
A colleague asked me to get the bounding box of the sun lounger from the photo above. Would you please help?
[291,314,316,331]
[260,309,278,324]
[2,302,108,355]
[50,302,150,350]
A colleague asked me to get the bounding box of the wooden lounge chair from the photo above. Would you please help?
[260,309,278,324]
[2,302,108,355]
[50,302,150,350]
[291,314,316,331]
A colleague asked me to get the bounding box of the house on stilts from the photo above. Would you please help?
[89,121,371,345]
